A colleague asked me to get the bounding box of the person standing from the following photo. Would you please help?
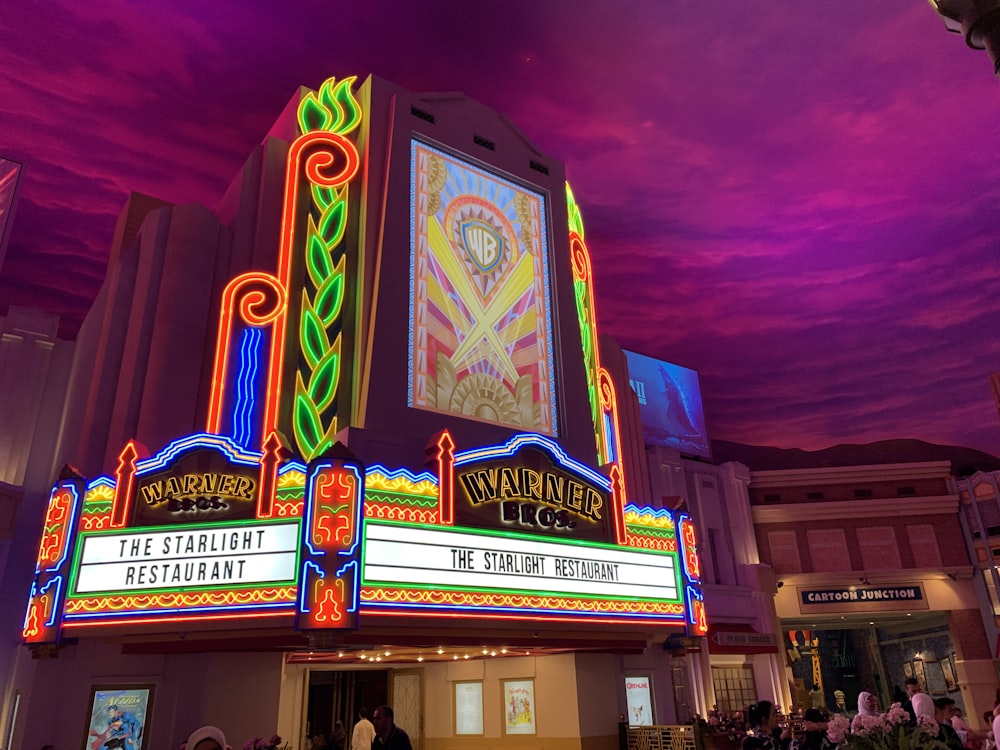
[741,701,790,750]
[798,708,832,750]
[857,692,880,717]
[907,680,935,725]
[352,708,375,750]
[331,721,347,750]
[185,726,228,750]
[935,698,965,750]
[808,685,824,710]
[371,706,412,750]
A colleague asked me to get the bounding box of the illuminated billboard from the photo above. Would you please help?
[409,140,557,434]
[622,350,710,458]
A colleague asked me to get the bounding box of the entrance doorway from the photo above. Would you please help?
[307,670,388,748]
[391,671,423,750]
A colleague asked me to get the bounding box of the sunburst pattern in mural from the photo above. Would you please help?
[409,141,556,434]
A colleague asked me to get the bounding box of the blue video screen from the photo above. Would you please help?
[622,350,710,458]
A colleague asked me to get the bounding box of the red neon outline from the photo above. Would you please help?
[257,430,283,519]
[206,272,286,434]
[36,487,72,569]
[598,368,628,544]
[310,466,357,548]
[360,608,685,627]
[22,593,53,641]
[307,576,346,627]
[571,229,631,545]
[62,610,292,628]
[270,131,361,443]
[111,442,139,528]
[428,430,455,526]
[570,232,607,456]
[691,599,708,635]
[569,232,592,284]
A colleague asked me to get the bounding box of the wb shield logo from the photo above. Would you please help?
[461,220,504,272]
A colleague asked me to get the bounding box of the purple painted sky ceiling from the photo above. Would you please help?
[2,1,999,454]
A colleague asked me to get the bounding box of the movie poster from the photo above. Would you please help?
[454,681,484,735]
[622,349,710,458]
[83,685,153,750]
[625,675,654,725]
[502,679,535,735]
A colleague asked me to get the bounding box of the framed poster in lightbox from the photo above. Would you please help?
[454,681,484,735]
[81,684,154,750]
[502,679,536,735]
[625,674,655,725]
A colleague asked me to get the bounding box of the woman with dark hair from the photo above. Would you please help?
[742,701,791,750]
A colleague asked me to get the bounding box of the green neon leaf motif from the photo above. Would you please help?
[314,268,344,326]
[306,228,334,288]
[300,304,329,370]
[317,196,348,247]
[294,385,324,457]
[322,77,361,136]
[309,344,341,413]
[298,92,333,134]
[567,181,603,462]
[312,183,336,211]
[566,182,585,238]
[292,74,362,461]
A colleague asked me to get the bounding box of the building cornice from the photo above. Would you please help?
[749,461,953,487]
[751,495,958,523]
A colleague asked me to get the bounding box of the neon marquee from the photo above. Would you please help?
[22,75,706,646]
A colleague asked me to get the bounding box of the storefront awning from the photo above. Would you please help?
[707,623,778,654]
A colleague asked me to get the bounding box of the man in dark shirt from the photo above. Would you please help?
[798,708,832,750]
[372,705,413,750]
[934,698,965,750]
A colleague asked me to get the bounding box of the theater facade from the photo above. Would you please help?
[9,75,707,750]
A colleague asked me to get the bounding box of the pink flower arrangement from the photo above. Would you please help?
[851,713,888,734]
[242,735,286,750]
[827,714,851,744]
[885,704,909,727]
[828,707,950,750]
[916,715,940,735]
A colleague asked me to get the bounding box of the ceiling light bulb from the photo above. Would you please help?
[384,650,391,656]
[437,648,444,654]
